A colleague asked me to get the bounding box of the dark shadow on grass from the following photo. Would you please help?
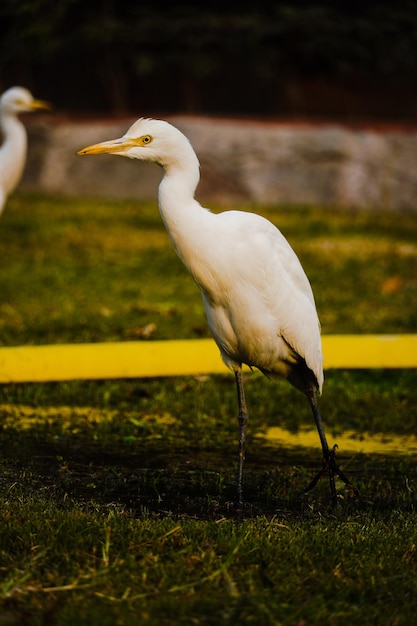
[1,424,415,520]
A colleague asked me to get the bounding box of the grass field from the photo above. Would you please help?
[0,193,416,625]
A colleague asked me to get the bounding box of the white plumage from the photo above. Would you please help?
[78,117,356,504]
[0,86,51,214]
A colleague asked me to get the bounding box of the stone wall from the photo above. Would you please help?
[21,115,417,211]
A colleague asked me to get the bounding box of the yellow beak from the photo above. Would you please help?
[30,99,52,111]
[77,137,135,156]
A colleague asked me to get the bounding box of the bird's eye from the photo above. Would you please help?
[140,135,152,145]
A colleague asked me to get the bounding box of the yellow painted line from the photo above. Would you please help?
[0,335,415,384]
[0,339,228,383]
[258,425,417,455]
[322,334,417,369]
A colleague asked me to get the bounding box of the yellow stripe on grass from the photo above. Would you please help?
[322,334,417,369]
[0,340,227,383]
[0,335,416,384]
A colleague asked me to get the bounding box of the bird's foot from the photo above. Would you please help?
[304,445,358,504]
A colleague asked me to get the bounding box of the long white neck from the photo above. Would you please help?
[157,144,212,271]
[0,112,27,195]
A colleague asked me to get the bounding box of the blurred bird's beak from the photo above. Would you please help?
[77,138,129,156]
[30,99,52,111]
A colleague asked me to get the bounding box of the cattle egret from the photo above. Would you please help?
[0,86,51,215]
[78,118,356,505]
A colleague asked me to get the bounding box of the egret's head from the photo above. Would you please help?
[77,118,198,171]
[0,86,51,115]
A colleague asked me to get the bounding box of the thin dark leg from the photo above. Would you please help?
[304,388,357,502]
[235,369,249,507]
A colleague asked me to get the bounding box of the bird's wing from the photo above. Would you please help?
[217,211,323,385]
[267,230,323,384]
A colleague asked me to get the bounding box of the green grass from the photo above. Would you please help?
[1,194,416,345]
[0,193,417,625]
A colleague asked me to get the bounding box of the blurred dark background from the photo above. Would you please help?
[1,1,417,122]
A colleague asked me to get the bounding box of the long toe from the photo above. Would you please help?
[304,445,358,500]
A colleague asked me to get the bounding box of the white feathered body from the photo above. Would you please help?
[154,128,323,393]
[0,112,27,212]
[0,86,50,215]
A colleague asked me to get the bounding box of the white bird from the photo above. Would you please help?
[0,86,51,215]
[78,118,356,505]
